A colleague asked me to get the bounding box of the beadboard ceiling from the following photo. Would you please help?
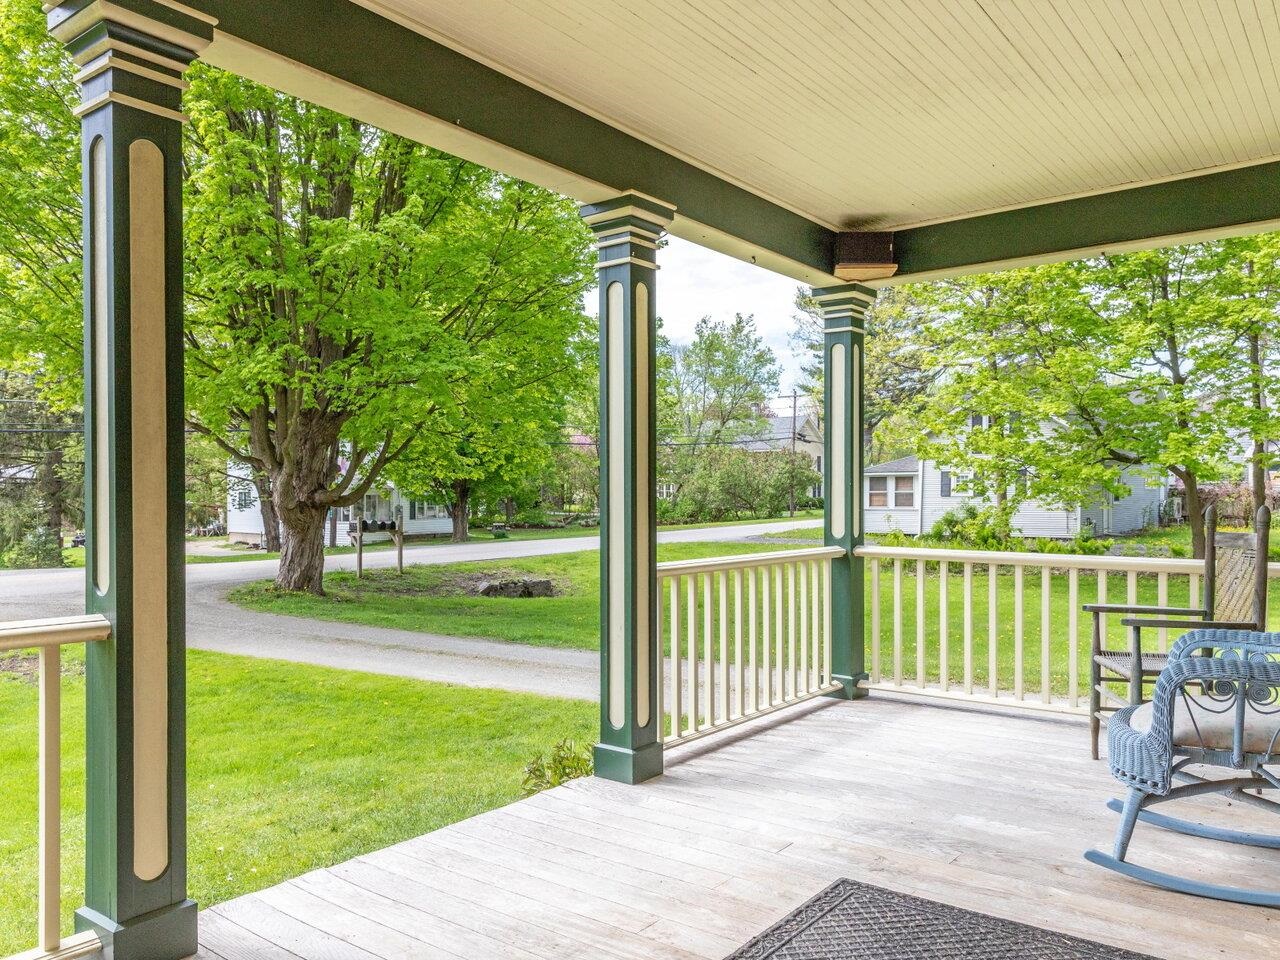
[350,0,1280,233]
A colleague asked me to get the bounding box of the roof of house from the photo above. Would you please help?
[739,414,822,454]
[865,455,920,476]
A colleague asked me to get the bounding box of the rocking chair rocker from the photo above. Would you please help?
[1086,629,1280,905]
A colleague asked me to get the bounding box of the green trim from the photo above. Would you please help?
[189,0,834,277]
[893,160,1280,278]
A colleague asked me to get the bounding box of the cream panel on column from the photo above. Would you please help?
[128,139,169,883]
[853,343,862,539]
[634,282,650,729]
[829,342,846,540]
[91,138,110,595]
[606,281,625,730]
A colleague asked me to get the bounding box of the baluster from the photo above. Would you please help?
[810,560,821,692]
[774,563,784,701]
[748,566,759,712]
[787,562,798,699]
[939,561,949,692]
[1013,564,1025,699]
[718,570,728,723]
[38,644,60,954]
[1127,569,1138,609]
[915,559,926,687]
[1157,572,1169,653]
[1069,568,1080,708]
[703,572,713,727]
[1097,570,1108,648]
[686,573,697,735]
[1041,567,1051,704]
[1189,572,1200,612]
[963,562,974,695]
[669,576,681,740]
[733,568,744,719]
[762,564,773,706]
[987,562,998,698]
[893,558,904,686]
[798,560,809,695]
[870,558,882,683]
[822,558,832,685]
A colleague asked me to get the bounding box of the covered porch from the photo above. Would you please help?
[189,698,1280,960]
[10,1,1280,958]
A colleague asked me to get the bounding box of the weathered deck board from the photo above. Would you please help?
[196,698,1279,960]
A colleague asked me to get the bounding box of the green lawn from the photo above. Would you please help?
[231,540,807,650]
[0,649,592,955]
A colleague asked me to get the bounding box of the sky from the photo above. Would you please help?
[587,235,811,415]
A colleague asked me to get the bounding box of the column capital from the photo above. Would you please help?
[47,0,216,123]
[581,192,675,274]
[811,282,876,331]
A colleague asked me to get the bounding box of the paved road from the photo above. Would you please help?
[0,519,820,700]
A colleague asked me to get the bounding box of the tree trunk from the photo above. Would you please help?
[1183,474,1206,559]
[39,447,64,548]
[253,471,282,551]
[275,504,329,593]
[1249,331,1267,515]
[450,480,471,542]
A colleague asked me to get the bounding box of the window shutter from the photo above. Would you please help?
[940,470,951,498]
[409,500,417,520]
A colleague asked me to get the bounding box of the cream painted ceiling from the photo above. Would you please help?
[353,0,1280,232]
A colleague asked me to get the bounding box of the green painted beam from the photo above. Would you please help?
[187,0,836,282]
[892,160,1280,280]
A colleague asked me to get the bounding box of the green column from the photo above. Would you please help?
[47,4,214,957]
[812,284,876,699]
[580,193,675,784]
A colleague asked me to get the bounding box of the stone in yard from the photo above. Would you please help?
[478,578,556,598]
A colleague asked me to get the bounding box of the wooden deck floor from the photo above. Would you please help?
[194,697,1279,960]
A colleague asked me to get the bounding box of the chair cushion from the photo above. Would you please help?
[1128,698,1280,755]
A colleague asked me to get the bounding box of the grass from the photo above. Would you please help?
[230,540,807,650]
[0,648,593,955]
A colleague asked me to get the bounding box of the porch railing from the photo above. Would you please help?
[657,547,844,747]
[854,544,1280,715]
[0,615,111,959]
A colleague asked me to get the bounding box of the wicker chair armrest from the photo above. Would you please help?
[1083,603,1205,616]
[1145,655,1280,744]
[1119,617,1256,631]
[1169,629,1280,660]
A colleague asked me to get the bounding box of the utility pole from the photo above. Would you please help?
[789,389,798,517]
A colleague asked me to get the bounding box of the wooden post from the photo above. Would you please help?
[811,284,876,700]
[48,3,215,957]
[355,506,364,579]
[394,505,404,574]
[580,192,675,784]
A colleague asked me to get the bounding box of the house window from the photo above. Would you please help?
[970,413,985,429]
[868,476,888,507]
[656,482,677,500]
[235,487,253,511]
[894,475,915,507]
[940,470,951,498]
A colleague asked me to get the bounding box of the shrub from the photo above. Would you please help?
[521,738,593,796]
[3,526,64,569]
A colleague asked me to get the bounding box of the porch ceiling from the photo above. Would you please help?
[354,0,1280,235]
[191,0,1280,283]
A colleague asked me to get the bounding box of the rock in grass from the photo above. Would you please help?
[477,578,556,598]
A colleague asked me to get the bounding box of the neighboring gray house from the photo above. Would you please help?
[864,454,1166,538]
[742,413,824,499]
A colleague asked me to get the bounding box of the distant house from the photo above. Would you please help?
[226,463,452,547]
[741,413,824,499]
[864,454,1166,538]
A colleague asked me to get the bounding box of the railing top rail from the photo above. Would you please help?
[657,545,844,576]
[0,614,111,652]
[853,543,1256,575]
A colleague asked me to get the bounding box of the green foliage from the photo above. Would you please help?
[2,526,63,569]
[521,739,593,796]
[664,449,819,523]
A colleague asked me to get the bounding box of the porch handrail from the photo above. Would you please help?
[657,547,845,747]
[853,543,1280,716]
[2,614,110,959]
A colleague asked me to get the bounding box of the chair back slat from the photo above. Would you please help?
[1203,503,1270,630]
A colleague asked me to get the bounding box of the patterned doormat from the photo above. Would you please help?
[725,879,1158,959]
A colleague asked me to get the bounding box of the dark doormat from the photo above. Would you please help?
[725,879,1158,959]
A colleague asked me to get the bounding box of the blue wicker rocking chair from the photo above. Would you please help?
[1086,629,1280,905]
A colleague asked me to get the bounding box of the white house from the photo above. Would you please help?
[742,412,824,499]
[227,464,453,547]
[864,454,1166,538]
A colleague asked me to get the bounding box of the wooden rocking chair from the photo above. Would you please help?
[1084,504,1271,759]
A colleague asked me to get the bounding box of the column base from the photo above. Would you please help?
[76,900,197,960]
[594,740,663,784]
[827,673,870,700]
